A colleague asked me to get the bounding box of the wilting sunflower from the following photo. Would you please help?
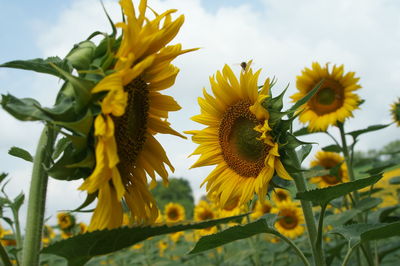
[271,188,291,205]
[79,0,196,231]
[291,62,361,131]
[164,202,185,224]
[272,201,304,239]
[187,62,291,209]
[310,151,349,188]
[57,212,75,230]
[251,199,272,219]
[391,98,400,126]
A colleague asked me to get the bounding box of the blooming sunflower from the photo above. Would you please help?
[391,98,400,126]
[57,212,75,230]
[194,200,217,236]
[78,0,196,231]
[164,202,185,224]
[187,62,291,209]
[272,201,304,239]
[42,225,55,246]
[291,62,361,131]
[310,151,349,188]
[251,199,272,220]
[271,188,291,205]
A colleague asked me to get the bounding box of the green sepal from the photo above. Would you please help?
[0,56,72,78]
[54,109,93,136]
[296,144,312,163]
[52,138,71,160]
[286,79,323,115]
[41,213,249,266]
[66,41,96,71]
[8,146,33,162]
[263,86,287,112]
[69,193,97,213]
[189,214,278,254]
[296,173,383,206]
[11,192,25,212]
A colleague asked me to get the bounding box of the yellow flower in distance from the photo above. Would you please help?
[310,151,349,188]
[291,62,361,131]
[194,200,217,236]
[79,0,196,231]
[187,62,291,210]
[391,98,400,126]
[164,202,185,224]
[42,225,55,246]
[251,199,272,220]
[271,188,291,205]
[272,201,304,239]
[57,212,75,230]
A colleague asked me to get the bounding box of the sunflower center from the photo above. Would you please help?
[276,191,288,201]
[219,100,268,177]
[200,210,214,220]
[262,205,271,214]
[168,208,179,220]
[279,213,298,229]
[310,79,344,115]
[113,77,149,179]
[320,158,342,185]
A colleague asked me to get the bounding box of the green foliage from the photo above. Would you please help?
[8,147,33,162]
[346,124,391,140]
[152,178,195,218]
[41,213,248,266]
[296,173,382,206]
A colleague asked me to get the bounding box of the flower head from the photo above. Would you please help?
[272,201,304,239]
[251,199,272,220]
[291,62,361,131]
[391,98,400,126]
[271,188,291,205]
[164,202,185,224]
[187,62,291,210]
[57,212,75,231]
[310,151,349,188]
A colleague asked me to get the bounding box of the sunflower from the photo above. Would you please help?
[272,201,304,239]
[78,0,196,231]
[170,231,184,242]
[271,188,291,205]
[164,202,185,224]
[79,223,87,234]
[187,62,291,210]
[57,212,75,230]
[310,151,349,188]
[391,98,400,126]
[0,225,15,247]
[291,62,361,131]
[194,200,217,236]
[251,199,272,220]
[158,240,168,257]
[42,225,55,246]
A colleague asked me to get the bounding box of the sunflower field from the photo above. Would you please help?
[0,0,399,265]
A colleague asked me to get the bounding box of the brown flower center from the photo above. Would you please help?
[276,191,288,201]
[320,158,343,185]
[219,100,268,177]
[309,79,344,115]
[279,211,298,230]
[199,210,214,220]
[167,208,179,220]
[113,77,149,180]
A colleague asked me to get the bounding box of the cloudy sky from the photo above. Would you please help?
[0,0,399,228]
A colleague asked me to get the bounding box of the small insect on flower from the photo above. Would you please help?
[291,62,362,131]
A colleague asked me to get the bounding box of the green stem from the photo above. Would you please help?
[21,126,55,266]
[316,204,327,259]
[0,241,12,266]
[276,232,311,266]
[12,208,22,263]
[287,148,326,266]
[342,243,360,266]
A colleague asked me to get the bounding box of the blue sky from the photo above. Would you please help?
[1,0,399,228]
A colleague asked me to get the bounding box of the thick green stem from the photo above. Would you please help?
[287,148,326,266]
[276,232,311,266]
[342,244,360,266]
[22,126,55,266]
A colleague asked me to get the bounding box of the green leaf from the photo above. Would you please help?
[361,222,400,242]
[55,109,93,136]
[0,173,7,185]
[1,94,52,122]
[11,192,25,212]
[389,176,400,185]
[363,162,399,175]
[330,223,382,245]
[287,80,323,114]
[52,138,71,160]
[296,173,383,206]
[65,41,96,71]
[0,57,72,78]
[189,214,278,254]
[293,127,322,136]
[346,124,391,140]
[354,197,382,211]
[296,144,312,163]
[8,146,33,162]
[69,193,97,213]
[369,206,399,223]
[322,144,342,153]
[324,209,360,226]
[41,214,249,265]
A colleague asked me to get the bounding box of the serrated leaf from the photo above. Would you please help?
[293,127,322,136]
[41,213,249,265]
[363,162,399,175]
[296,174,383,206]
[0,56,72,78]
[8,146,33,162]
[346,124,391,140]
[189,214,278,254]
[1,94,52,122]
[324,209,360,226]
[322,144,342,153]
[330,223,382,244]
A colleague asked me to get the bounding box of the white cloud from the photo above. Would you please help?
[1,0,399,227]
